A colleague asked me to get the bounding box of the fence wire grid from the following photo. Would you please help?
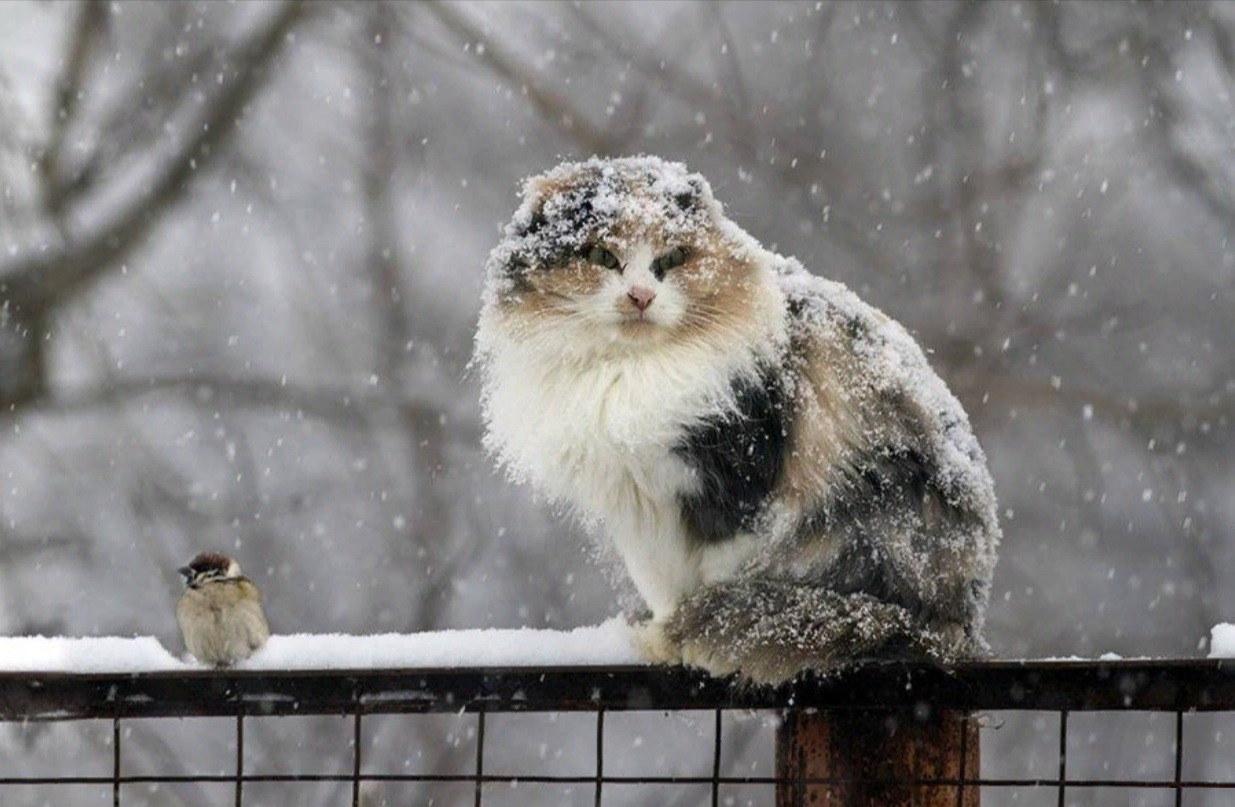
[0,660,1233,806]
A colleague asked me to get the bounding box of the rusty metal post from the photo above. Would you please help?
[776,708,980,806]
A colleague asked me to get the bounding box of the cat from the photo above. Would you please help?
[474,156,999,684]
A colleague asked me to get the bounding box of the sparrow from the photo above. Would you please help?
[176,551,269,667]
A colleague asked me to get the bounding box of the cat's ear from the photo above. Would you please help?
[490,175,562,284]
[505,169,569,248]
[671,175,723,224]
[521,173,559,205]
[512,174,566,241]
[513,206,548,242]
[672,176,706,213]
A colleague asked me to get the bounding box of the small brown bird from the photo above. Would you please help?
[176,551,269,667]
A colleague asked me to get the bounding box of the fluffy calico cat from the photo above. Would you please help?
[474,156,999,684]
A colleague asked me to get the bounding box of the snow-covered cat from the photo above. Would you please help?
[475,156,999,684]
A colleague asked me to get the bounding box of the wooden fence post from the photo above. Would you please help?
[775,708,980,806]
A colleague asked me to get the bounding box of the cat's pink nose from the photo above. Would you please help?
[627,286,656,311]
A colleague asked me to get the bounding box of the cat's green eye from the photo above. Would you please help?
[587,246,620,270]
[654,247,687,277]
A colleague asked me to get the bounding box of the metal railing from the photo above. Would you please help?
[0,659,1233,805]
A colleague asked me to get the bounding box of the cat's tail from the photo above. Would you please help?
[663,576,967,686]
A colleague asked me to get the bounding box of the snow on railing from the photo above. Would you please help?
[0,620,640,673]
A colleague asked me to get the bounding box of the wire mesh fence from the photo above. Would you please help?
[0,660,1232,806]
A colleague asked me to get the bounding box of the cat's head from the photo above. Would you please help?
[481,156,773,358]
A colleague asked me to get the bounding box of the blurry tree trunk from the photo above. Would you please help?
[0,307,47,410]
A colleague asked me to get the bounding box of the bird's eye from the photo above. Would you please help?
[653,247,687,278]
[586,246,620,270]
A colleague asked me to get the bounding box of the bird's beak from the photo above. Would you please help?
[178,566,193,582]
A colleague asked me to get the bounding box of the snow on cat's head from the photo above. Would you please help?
[478,156,772,360]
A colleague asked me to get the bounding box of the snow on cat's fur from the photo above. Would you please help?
[475,156,999,684]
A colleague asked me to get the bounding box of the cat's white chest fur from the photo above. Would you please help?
[482,341,766,617]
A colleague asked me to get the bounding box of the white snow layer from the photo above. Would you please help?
[0,619,641,673]
[0,635,186,672]
[1209,623,1235,658]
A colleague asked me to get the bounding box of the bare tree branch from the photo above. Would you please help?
[564,3,721,111]
[38,0,108,221]
[422,1,620,155]
[41,373,451,431]
[362,3,413,391]
[1,1,311,316]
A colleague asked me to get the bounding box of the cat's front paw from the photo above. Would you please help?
[629,619,682,666]
[678,640,740,678]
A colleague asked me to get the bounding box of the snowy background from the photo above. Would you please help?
[1,1,1233,805]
